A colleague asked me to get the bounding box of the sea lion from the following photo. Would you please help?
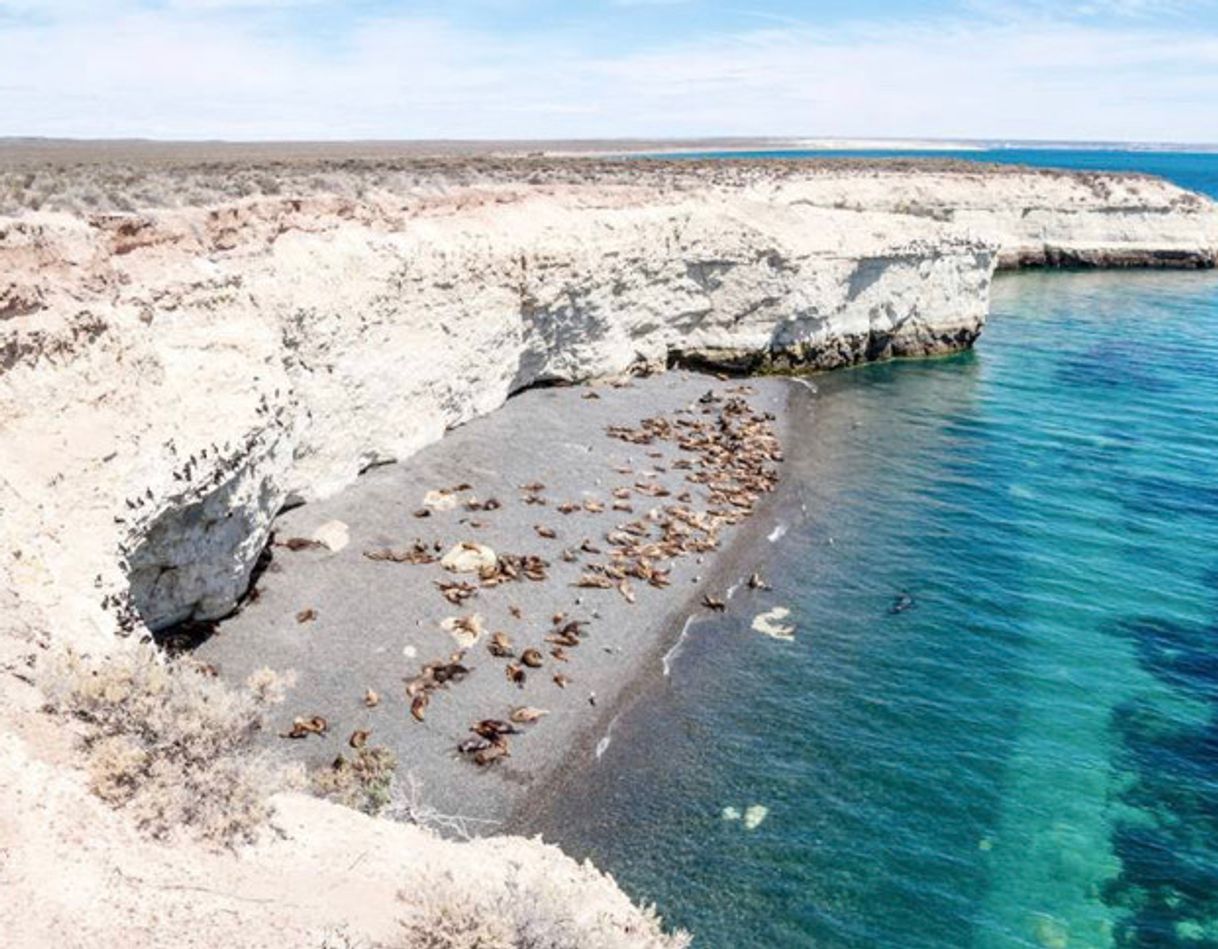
[553,673,570,689]
[410,693,429,722]
[472,719,520,739]
[702,594,726,611]
[747,572,770,591]
[473,742,510,767]
[363,688,380,708]
[521,648,544,668]
[888,591,915,614]
[281,715,327,739]
[510,706,550,724]
[488,632,514,658]
[535,524,557,539]
[506,663,526,687]
[349,729,370,749]
[278,536,324,551]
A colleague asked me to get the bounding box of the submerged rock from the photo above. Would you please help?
[752,607,796,640]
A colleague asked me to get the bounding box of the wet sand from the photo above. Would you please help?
[196,372,807,831]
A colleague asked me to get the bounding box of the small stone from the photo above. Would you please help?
[311,519,349,552]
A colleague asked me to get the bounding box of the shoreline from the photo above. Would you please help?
[195,371,801,829]
[501,377,816,834]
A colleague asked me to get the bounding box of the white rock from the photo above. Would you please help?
[440,543,497,573]
[743,804,769,830]
[310,519,349,552]
[441,614,485,648]
[422,490,458,512]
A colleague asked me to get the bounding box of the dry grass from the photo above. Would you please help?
[396,874,690,949]
[312,745,398,816]
[0,143,1166,217]
[39,644,300,845]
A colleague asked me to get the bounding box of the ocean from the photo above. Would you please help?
[528,151,1218,947]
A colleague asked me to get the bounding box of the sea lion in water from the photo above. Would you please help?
[747,572,770,591]
[702,594,727,611]
[888,591,915,614]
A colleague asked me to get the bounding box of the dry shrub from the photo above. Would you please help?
[397,872,690,949]
[313,745,397,816]
[39,644,299,845]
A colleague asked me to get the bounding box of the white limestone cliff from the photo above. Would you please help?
[1,165,1215,651]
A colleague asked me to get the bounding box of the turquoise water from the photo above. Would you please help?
[650,148,1218,200]
[529,269,1218,947]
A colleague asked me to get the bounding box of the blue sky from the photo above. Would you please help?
[2,1,1217,141]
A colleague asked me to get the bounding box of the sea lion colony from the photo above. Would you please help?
[273,384,782,776]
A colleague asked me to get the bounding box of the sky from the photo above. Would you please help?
[1,0,1217,142]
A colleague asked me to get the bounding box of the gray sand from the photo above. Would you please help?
[196,373,800,831]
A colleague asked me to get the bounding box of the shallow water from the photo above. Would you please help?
[530,269,1218,947]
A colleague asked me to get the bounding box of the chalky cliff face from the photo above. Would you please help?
[1,164,1216,650]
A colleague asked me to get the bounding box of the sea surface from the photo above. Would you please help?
[531,153,1218,947]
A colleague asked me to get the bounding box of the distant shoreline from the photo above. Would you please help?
[2,136,1217,168]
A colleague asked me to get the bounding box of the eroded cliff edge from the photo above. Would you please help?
[2,161,1216,649]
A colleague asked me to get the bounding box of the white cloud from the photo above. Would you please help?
[0,4,1216,142]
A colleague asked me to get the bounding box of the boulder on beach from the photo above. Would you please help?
[440,542,497,573]
[311,519,350,552]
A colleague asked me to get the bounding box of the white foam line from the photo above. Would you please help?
[595,714,620,760]
[767,523,788,543]
[726,578,743,600]
[790,378,818,393]
[661,615,697,677]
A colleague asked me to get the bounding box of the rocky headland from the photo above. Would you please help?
[2,152,1216,947]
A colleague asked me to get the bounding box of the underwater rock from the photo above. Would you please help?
[752,607,796,640]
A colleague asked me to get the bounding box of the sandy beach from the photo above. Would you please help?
[195,372,805,829]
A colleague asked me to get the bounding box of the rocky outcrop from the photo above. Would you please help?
[1,164,1216,650]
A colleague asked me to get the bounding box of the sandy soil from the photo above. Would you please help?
[194,373,802,830]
